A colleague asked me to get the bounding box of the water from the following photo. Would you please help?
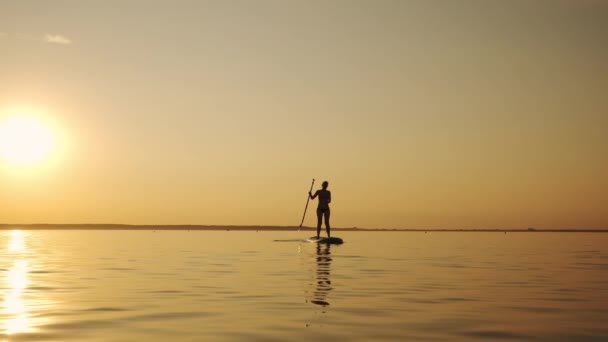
[1,230,607,341]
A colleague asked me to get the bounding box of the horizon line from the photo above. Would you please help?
[0,224,607,232]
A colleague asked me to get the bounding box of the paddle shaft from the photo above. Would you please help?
[299,179,315,229]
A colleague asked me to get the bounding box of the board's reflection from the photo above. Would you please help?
[310,243,332,307]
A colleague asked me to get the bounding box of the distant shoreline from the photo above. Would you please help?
[0,224,606,232]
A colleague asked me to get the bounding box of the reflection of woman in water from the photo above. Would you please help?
[309,181,331,239]
[311,243,332,306]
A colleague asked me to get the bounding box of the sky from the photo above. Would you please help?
[0,0,607,229]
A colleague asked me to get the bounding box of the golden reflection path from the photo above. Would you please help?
[2,230,30,336]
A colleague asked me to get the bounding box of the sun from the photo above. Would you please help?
[0,112,57,166]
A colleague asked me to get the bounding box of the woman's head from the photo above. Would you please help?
[322,181,329,189]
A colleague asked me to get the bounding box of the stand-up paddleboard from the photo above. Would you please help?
[307,236,344,244]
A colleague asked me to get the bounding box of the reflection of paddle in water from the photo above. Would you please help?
[310,243,332,306]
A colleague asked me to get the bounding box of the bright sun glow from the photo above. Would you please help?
[0,112,57,166]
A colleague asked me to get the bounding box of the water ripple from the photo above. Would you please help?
[1,230,607,341]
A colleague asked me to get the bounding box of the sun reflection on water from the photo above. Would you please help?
[8,230,25,252]
[2,230,31,335]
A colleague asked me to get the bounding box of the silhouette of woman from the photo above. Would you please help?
[309,181,331,239]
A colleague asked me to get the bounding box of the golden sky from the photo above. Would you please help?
[1,0,607,229]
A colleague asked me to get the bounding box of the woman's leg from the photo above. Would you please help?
[324,208,331,238]
[316,208,322,238]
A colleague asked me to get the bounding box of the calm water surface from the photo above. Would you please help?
[1,230,607,341]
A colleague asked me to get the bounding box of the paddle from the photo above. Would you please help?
[299,178,315,231]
